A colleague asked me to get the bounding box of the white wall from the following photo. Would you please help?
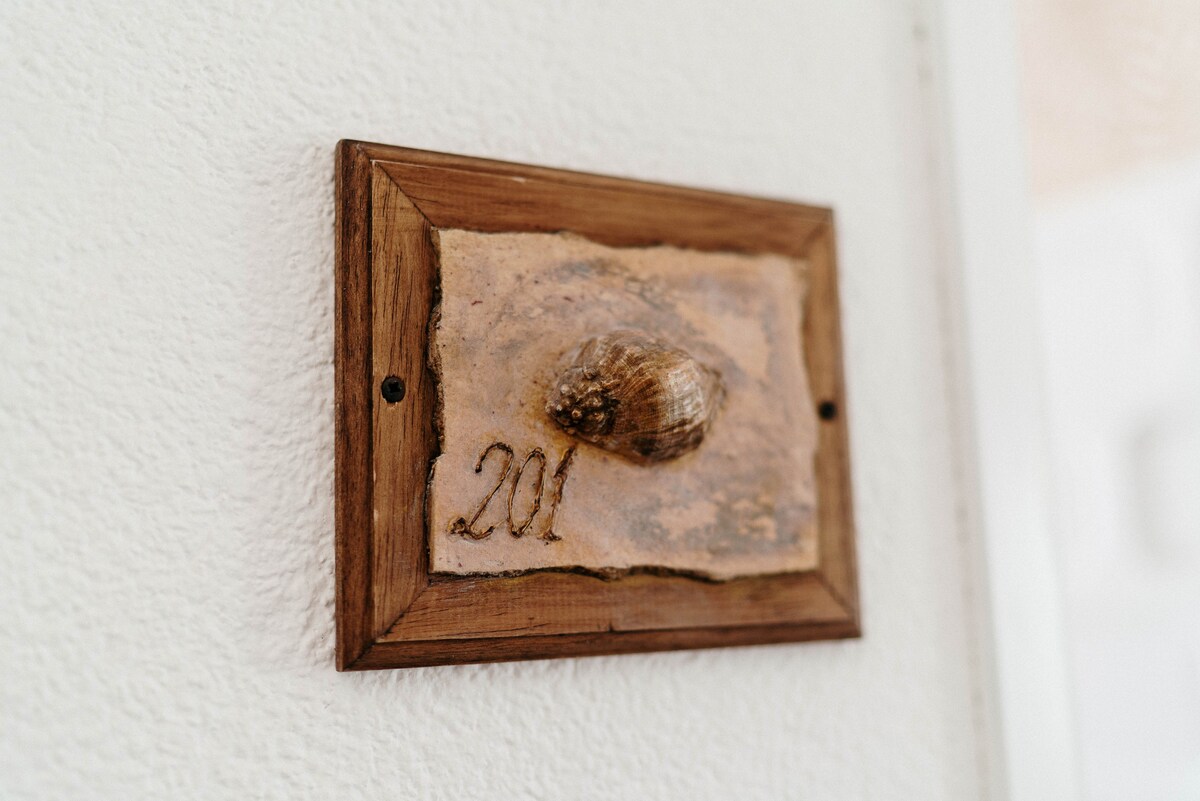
[1012,4,1200,797]
[1,2,993,798]
[933,1,1079,798]
[1033,160,1200,801]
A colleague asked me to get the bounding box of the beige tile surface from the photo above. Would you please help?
[427,230,819,580]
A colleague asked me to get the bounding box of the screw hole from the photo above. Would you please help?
[381,376,406,403]
[817,400,838,421]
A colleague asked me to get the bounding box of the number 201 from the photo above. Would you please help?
[450,441,576,542]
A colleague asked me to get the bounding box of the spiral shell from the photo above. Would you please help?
[545,330,724,464]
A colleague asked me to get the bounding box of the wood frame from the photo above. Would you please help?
[335,140,859,670]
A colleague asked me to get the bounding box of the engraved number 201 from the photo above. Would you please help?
[450,441,576,542]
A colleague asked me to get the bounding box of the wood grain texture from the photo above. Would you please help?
[804,224,860,616]
[379,160,826,257]
[381,572,848,642]
[335,140,859,670]
[334,141,374,670]
[369,166,437,637]
[352,620,862,670]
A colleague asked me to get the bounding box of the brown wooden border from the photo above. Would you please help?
[335,140,859,670]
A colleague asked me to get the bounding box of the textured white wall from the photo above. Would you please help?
[0,2,990,798]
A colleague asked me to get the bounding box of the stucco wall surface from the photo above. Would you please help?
[0,2,987,799]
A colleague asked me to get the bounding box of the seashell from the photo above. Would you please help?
[545,330,724,464]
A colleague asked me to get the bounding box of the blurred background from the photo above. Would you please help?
[1016,1,1200,798]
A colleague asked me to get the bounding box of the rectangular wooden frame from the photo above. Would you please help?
[335,140,859,670]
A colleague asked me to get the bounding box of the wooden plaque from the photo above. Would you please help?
[335,140,859,670]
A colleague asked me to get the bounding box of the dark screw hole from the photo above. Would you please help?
[817,400,838,421]
[381,376,406,403]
